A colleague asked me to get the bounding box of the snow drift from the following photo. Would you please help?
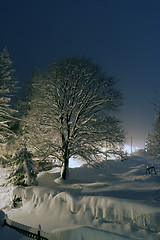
[49,225,134,240]
[11,186,160,233]
[0,153,160,239]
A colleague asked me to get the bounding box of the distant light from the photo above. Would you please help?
[124,144,140,154]
[101,147,107,152]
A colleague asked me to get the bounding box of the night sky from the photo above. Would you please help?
[1,0,160,149]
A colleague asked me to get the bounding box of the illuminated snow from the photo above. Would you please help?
[0,153,160,239]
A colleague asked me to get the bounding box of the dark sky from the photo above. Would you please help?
[1,0,160,148]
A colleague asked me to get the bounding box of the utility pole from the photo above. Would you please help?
[131,136,133,154]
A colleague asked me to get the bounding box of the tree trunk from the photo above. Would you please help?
[60,120,70,180]
[24,156,31,186]
[61,157,69,180]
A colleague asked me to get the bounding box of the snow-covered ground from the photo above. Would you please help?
[0,152,160,239]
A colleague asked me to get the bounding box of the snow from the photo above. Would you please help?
[0,152,160,239]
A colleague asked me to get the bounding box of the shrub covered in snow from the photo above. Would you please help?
[7,147,38,186]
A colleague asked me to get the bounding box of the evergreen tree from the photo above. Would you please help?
[0,47,18,151]
[7,145,38,186]
[16,67,51,157]
[0,48,38,186]
[0,47,18,96]
[146,109,160,159]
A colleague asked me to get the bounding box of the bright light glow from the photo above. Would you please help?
[101,147,107,152]
[69,144,142,167]
[124,144,140,154]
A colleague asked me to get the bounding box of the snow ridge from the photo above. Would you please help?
[14,186,160,233]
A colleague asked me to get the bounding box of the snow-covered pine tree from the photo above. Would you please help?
[14,67,53,159]
[0,47,18,158]
[0,47,18,95]
[146,109,160,159]
[7,145,38,186]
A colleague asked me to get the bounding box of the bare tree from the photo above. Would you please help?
[23,57,125,179]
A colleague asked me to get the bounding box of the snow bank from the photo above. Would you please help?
[1,154,160,239]
[49,225,133,240]
[10,186,160,233]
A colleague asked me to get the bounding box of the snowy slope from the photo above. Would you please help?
[0,152,160,239]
